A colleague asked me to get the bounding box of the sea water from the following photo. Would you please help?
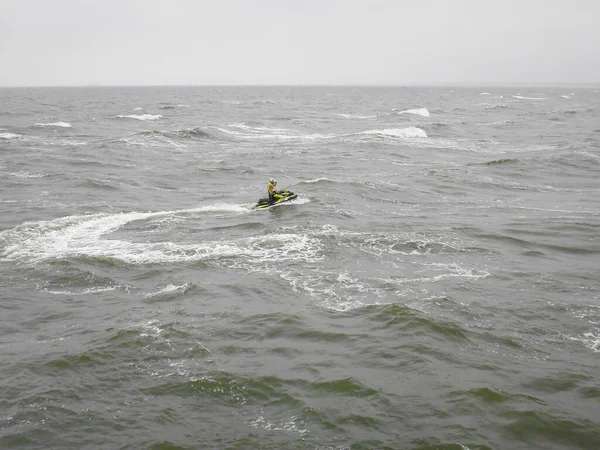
[1,86,599,449]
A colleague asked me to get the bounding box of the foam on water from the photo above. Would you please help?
[33,122,72,128]
[248,414,308,436]
[0,206,320,267]
[229,123,293,134]
[213,125,333,142]
[117,114,162,121]
[302,177,331,184]
[396,107,431,117]
[145,283,192,298]
[43,285,119,295]
[512,95,546,100]
[359,127,428,138]
[335,113,378,119]
[566,332,600,353]
[0,132,21,140]
[9,171,47,179]
[160,123,435,145]
[193,202,251,213]
[582,332,600,352]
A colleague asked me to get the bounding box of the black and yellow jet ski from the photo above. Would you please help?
[255,190,298,209]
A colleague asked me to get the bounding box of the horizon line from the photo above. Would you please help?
[1,81,599,89]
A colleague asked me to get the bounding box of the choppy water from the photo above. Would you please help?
[1,86,599,449]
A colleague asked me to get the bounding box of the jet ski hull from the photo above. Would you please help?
[255,190,298,209]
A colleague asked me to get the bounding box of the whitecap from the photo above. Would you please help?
[193,202,251,214]
[0,132,21,140]
[480,92,490,95]
[335,113,378,119]
[145,283,192,298]
[303,177,331,183]
[566,332,600,353]
[33,122,72,128]
[117,114,162,121]
[0,206,318,266]
[43,286,118,295]
[229,123,292,134]
[213,126,332,142]
[10,171,46,179]
[583,332,600,352]
[396,107,430,117]
[360,127,428,138]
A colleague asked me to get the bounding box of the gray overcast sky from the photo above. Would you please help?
[1,0,598,86]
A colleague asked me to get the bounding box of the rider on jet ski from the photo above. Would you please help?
[255,178,297,209]
[267,178,278,205]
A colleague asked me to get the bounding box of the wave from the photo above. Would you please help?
[117,114,162,121]
[0,132,21,140]
[229,123,293,134]
[395,107,431,118]
[43,285,119,296]
[124,123,429,146]
[136,128,213,140]
[568,332,600,353]
[484,104,508,110]
[423,122,450,129]
[512,95,546,100]
[0,204,316,267]
[366,304,470,340]
[359,127,428,138]
[301,177,332,184]
[145,282,194,300]
[114,127,213,148]
[159,104,191,109]
[211,125,333,142]
[335,113,378,119]
[486,158,518,165]
[33,122,72,128]
[9,171,48,179]
[1,215,488,313]
[576,151,600,160]
[488,120,516,127]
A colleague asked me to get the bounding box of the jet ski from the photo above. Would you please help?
[255,189,298,209]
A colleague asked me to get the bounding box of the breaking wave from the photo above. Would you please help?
[33,122,72,128]
[359,127,428,138]
[0,132,21,140]
[395,107,431,117]
[117,114,163,121]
